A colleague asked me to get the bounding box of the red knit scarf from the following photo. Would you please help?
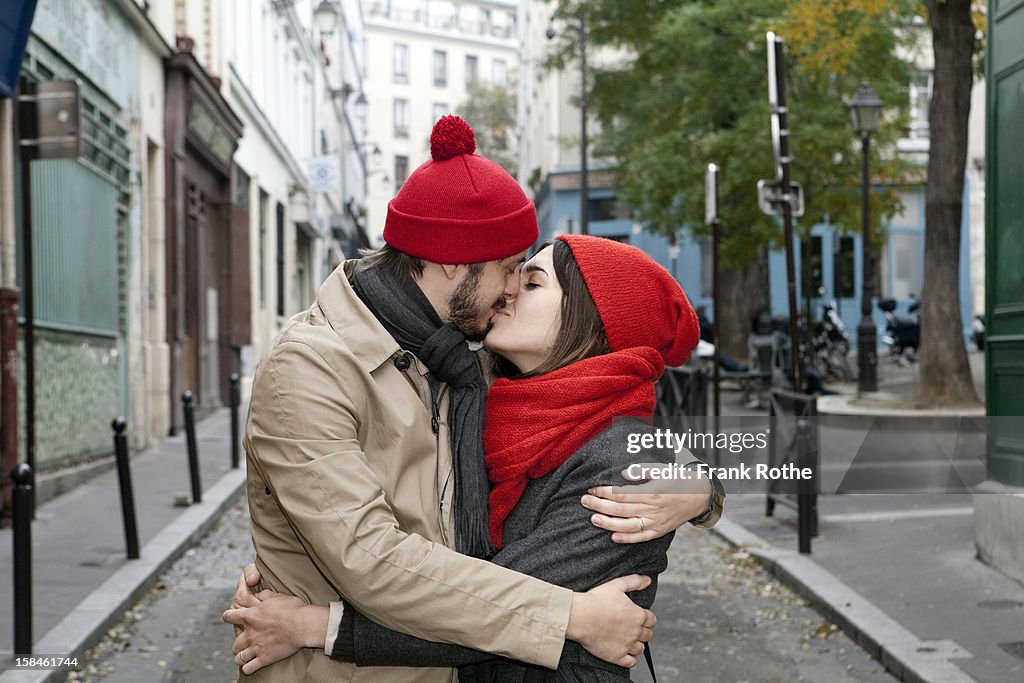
[484,347,665,548]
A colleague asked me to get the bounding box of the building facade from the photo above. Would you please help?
[10,0,145,471]
[0,0,369,496]
[157,0,367,395]
[975,0,1024,585]
[362,0,520,244]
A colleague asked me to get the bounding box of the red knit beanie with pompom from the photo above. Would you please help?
[382,115,538,264]
[556,235,699,367]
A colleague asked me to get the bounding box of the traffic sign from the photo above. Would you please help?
[757,179,804,217]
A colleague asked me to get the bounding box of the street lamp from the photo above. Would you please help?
[313,0,340,39]
[547,10,589,235]
[271,1,339,38]
[353,92,368,119]
[847,81,883,393]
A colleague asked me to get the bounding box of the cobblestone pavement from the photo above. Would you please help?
[67,500,253,682]
[634,525,896,683]
[69,500,895,682]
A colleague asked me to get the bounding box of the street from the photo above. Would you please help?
[67,502,251,682]
[67,499,893,683]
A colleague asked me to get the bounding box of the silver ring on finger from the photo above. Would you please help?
[637,516,646,532]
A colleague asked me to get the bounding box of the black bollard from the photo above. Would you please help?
[795,418,814,555]
[111,417,140,559]
[12,462,32,655]
[182,391,202,504]
[229,373,240,470]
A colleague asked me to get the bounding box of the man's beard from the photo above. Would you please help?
[447,268,504,342]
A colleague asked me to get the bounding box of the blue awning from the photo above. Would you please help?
[0,0,39,98]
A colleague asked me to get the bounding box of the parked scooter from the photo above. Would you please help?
[812,297,854,381]
[878,296,920,365]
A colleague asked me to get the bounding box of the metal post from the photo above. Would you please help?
[182,391,201,504]
[12,462,32,654]
[0,288,18,522]
[20,150,36,512]
[771,35,802,393]
[857,135,878,393]
[705,162,722,468]
[230,373,240,469]
[111,417,139,559]
[796,412,820,554]
[578,9,588,236]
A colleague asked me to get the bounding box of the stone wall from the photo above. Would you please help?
[17,328,123,471]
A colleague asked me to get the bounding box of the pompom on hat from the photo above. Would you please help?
[383,115,538,264]
[556,235,700,367]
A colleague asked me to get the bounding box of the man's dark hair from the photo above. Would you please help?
[357,244,488,286]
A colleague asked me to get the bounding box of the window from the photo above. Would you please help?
[589,197,629,222]
[908,72,932,140]
[833,236,855,299]
[393,43,408,83]
[276,202,285,317]
[433,50,447,87]
[433,103,448,123]
[465,54,478,86]
[295,229,313,313]
[258,189,268,308]
[801,236,823,299]
[492,58,507,86]
[394,98,410,137]
[890,232,923,300]
[394,155,409,190]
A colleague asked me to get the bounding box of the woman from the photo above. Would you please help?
[226,235,712,681]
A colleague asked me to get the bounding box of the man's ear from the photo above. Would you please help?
[440,263,461,280]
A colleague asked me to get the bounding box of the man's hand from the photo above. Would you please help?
[583,463,712,543]
[223,595,328,675]
[566,574,656,668]
[231,563,264,610]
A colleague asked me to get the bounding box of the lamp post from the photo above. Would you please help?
[547,10,588,235]
[848,81,883,394]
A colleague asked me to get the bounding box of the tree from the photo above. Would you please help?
[913,0,981,407]
[456,81,519,177]
[778,0,983,406]
[545,0,915,357]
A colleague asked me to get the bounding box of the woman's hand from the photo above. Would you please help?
[582,463,712,543]
[223,595,329,675]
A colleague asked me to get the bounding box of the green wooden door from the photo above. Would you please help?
[986,0,1024,486]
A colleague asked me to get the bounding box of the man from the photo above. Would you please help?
[229,117,722,681]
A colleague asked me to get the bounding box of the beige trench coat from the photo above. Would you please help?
[241,263,572,683]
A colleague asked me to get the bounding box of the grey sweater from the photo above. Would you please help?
[331,417,675,682]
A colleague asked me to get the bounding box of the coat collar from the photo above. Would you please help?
[315,261,402,373]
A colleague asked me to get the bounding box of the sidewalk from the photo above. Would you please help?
[0,405,248,682]
[710,350,1024,682]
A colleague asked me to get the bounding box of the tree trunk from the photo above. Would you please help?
[914,0,980,407]
[717,249,770,361]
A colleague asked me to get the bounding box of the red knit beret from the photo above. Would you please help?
[557,235,699,367]
[383,115,538,264]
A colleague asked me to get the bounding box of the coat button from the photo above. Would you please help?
[394,354,412,371]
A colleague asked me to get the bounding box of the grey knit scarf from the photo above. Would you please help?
[352,266,494,559]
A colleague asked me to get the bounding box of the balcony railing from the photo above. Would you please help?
[366,3,515,40]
